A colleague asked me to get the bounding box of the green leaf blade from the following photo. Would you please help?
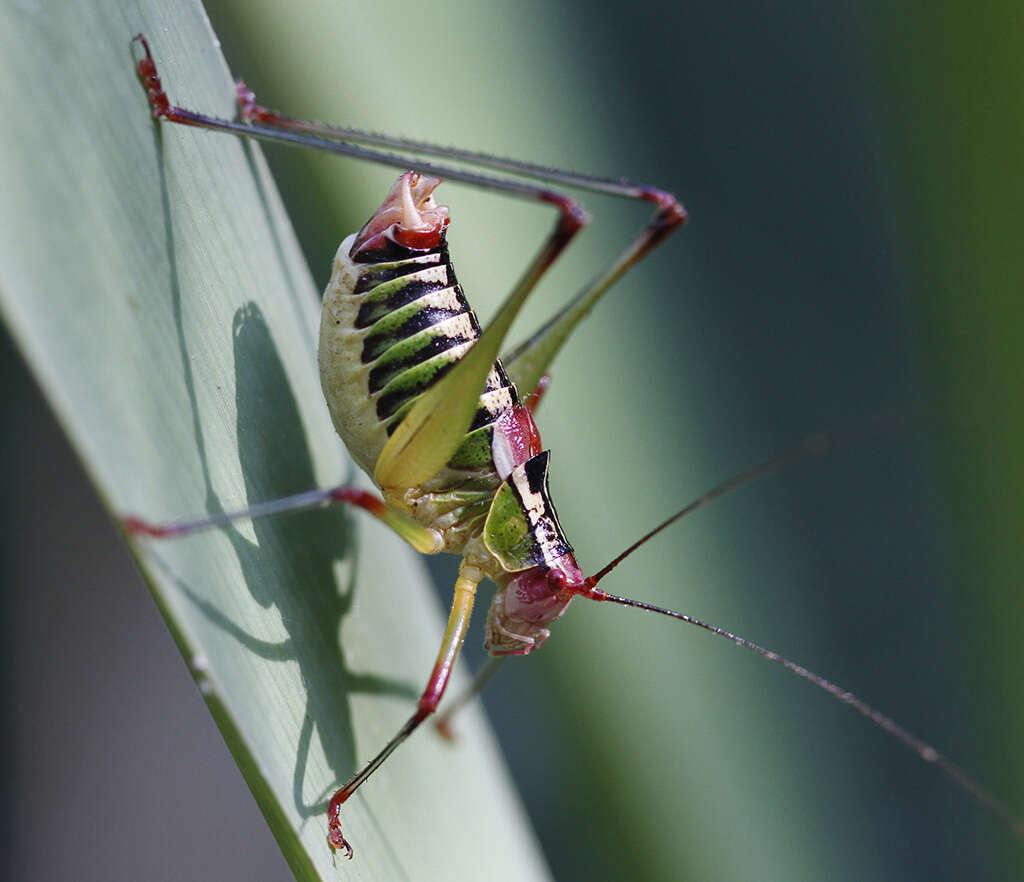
[0,3,551,879]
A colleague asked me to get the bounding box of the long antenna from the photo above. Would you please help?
[583,586,1024,839]
[575,407,1023,839]
[588,406,908,585]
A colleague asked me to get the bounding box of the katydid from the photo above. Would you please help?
[127,34,1024,859]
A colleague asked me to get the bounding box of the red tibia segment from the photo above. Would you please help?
[327,560,481,856]
[121,485,440,554]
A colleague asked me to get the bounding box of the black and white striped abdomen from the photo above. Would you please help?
[319,233,517,484]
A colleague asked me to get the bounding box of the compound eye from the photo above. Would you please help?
[546,568,567,592]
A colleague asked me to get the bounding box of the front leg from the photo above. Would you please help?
[327,558,482,856]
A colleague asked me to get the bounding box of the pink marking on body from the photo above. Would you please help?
[485,553,587,655]
[350,172,449,258]
[490,404,543,479]
[506,554,584,621]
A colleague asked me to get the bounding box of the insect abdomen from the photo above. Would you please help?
[319,233,517,485]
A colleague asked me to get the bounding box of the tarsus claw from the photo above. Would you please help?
[328,808,354,859]
[328,827,354,860]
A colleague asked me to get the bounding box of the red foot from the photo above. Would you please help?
[327,790,354,859]
[131,34,171,119]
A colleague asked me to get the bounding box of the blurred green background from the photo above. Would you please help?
[5,1,1023,880]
